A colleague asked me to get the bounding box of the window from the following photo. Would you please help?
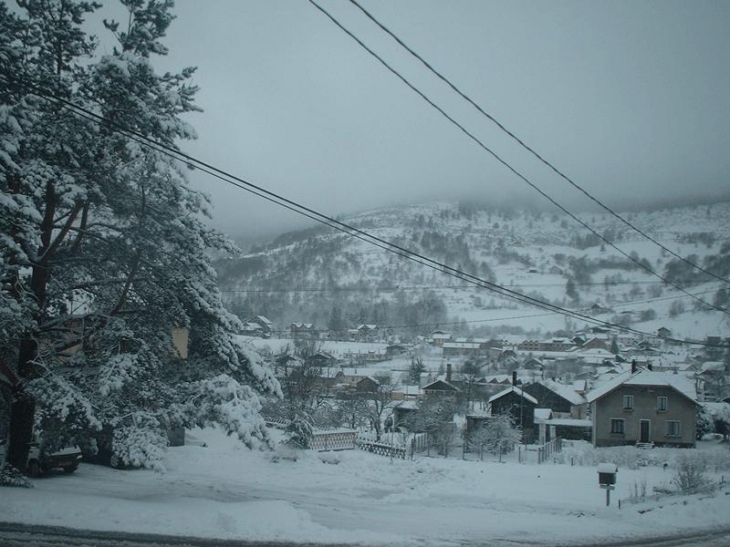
[666,421,681,437]
[657,396,668,412]
[623,395,634,410]
[610,419,625,434]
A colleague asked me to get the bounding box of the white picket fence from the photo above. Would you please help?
[356,432,428,459]
[265,417,427,457]
[309,430,358,451]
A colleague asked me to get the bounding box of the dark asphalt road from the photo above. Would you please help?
[0,522,340,547]
[2,521,730,547]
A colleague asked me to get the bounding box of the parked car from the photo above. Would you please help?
[27,441,83,477]
[82,444,128,469]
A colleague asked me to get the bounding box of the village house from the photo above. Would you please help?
[525,379,591,441]
[697,361,728,402]
[391,384,422,401]
[306,350,338,368]
[586,369,699,448]
[385,344,408,357]
[392,400,419,431]
[422,378,461,399]
[241,315,274,338]
[522,357,544,371]
[581,337,610,351]
[524,379,587,419]
[291,322,318,343]
[518,338,576,353]
[430,330,452,347]
[488,384,538,442]
[442,341,482,359]
[354,324,379,342]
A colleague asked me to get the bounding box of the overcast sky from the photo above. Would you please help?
[95,0,730,241]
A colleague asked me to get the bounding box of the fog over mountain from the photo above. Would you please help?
[217,200,730,342]
[82,1,730,238]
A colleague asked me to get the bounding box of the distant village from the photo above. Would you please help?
[240,315,730,452]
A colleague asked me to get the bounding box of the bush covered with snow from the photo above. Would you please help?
[673,452,715,494]
[0,464,33,488]
[112,425,169,472]
[555,441,730,472]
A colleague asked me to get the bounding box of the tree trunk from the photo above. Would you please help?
[5,181,57,471]
[5,396,35,471]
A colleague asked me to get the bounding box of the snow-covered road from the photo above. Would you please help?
[2,429,729,546]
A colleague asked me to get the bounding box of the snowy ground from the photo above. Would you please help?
[2,429,730,546]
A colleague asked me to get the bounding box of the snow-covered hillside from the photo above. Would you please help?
[217,201,730,341]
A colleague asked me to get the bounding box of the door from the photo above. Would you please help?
[640,420,651,443]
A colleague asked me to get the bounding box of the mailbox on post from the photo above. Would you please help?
[597,463,618,506]
[598,463,618,485]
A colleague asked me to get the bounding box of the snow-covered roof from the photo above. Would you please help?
[534,379,586,406]
[586,370,697,403]
[489,386,538,405]
[443,342,481,349]
[543,418,592,427]
[534,408,553,422]
[484,375,512,384]
[398,385,423,397]
[423,379,460,392]
[701,361,725,372]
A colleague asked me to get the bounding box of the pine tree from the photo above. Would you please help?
[1,0,280,472]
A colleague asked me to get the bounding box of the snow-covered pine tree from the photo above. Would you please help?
[0,0,280,473]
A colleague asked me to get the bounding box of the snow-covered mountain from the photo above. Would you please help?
[216,200,730,342]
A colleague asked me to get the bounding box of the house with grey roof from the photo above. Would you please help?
[586,370,699,448]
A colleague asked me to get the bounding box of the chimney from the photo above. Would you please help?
[446,363,452,382]
[631,359,637,374]
[512,371,517,386]
[647,363,653,371]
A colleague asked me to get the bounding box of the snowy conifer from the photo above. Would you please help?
[0,0,279,472]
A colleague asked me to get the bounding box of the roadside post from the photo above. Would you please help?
[597,463,618,507]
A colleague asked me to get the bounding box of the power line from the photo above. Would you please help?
[307,0,729,318]
[220,279,720,293]
[8,77,709,345]
[346,0,730,288]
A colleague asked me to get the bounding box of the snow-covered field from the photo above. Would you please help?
[2,428,729,546]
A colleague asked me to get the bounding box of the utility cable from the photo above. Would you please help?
[307,0,729,318]
[220,280,719,293]
[346,0,730,288]
[5,74,720,346]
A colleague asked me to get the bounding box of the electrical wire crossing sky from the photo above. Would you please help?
[85,0,730,240]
